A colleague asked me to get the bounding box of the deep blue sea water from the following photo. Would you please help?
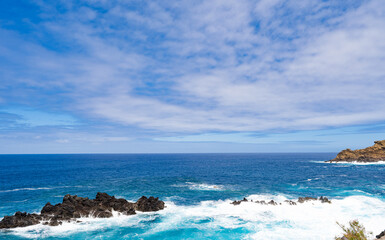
[0,153,384,239]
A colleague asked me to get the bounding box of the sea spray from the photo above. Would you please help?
[4,195,384,240]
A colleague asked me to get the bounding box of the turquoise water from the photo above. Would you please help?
[0,153,384,239]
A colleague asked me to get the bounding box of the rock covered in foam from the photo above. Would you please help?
[231,196,331,206]
[297,197,317,203]
[0,192,164,229]
[327,140,385,163]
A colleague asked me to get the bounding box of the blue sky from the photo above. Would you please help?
[0,0,384,153]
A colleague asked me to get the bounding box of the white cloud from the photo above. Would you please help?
[56,139,70,143]
[1,0,385,135]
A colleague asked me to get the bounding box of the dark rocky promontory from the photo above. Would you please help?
[327,140,385,163]
[0,192,165,229]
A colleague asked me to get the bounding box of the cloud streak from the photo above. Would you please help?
[0,0,384,140]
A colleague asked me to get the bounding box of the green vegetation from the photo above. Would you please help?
[335,220,372,240]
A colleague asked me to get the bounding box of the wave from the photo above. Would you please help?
[173,182,225,191]
[0,187,53,193]
[306,178,320,182]
[0,186,84,193]
[1,211,155,239]
[2,194,384,240]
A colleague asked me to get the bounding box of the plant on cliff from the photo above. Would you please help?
[335,220,372,240]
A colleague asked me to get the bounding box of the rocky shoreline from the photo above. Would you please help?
[327,140,385,163]
[0,192,165,229]
[230,196,331,206]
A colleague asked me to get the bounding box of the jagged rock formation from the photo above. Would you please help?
[327,140,385,163]
[0,192,165,229]
[230,196,331,206]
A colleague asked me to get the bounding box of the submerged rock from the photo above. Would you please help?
[0,193,165,229]
[327,140,385,163]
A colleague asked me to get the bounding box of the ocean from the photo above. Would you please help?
[0,153,384,239]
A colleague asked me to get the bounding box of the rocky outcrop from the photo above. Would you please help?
[230,196,331,206]
[135,196,165,212]
[319,196,332,203]
[0,193,165,229]
[377,230,385,239]
[297,197,317,203]
[327,140,385,163]
[231,198,249,205]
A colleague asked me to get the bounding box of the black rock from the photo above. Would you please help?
[297,197,317,203]
[319,196,331,204]
[0,193,165,229]
[0,212,42,229]
[135,196,165,212]
[230,196,332,206]
[231,198,248,205]
[377,230,385,239]
[284,200,297,205]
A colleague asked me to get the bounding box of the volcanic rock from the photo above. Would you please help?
[0,192,164,229]
[319,196,331,204]
[327,140,385,163]
[231,197,248,205]
[377,230,385,239]
[135,196,165,212]
[284,200,297,205]
[231,196,331,206]
[297,197,317,203]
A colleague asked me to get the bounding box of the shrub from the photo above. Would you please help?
[335,220,372,240]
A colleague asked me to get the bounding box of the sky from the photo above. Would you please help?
[0,0,384,153]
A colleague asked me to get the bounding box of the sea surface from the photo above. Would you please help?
[0,153,384,240]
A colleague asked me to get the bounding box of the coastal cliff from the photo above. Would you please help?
[327,140,385,163]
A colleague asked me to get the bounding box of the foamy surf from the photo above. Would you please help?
[3,194,384,240]
[319,161,385,165]
[1,211,160,239]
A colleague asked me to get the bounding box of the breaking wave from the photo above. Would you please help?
[2,194,384,240]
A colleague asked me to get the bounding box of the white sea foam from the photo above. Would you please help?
[3,211,158,239]
[2,195,385,240]
[333,161,385,165]
[310,160,330,164]
[157,195,385,240]
[321,161,385,165]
